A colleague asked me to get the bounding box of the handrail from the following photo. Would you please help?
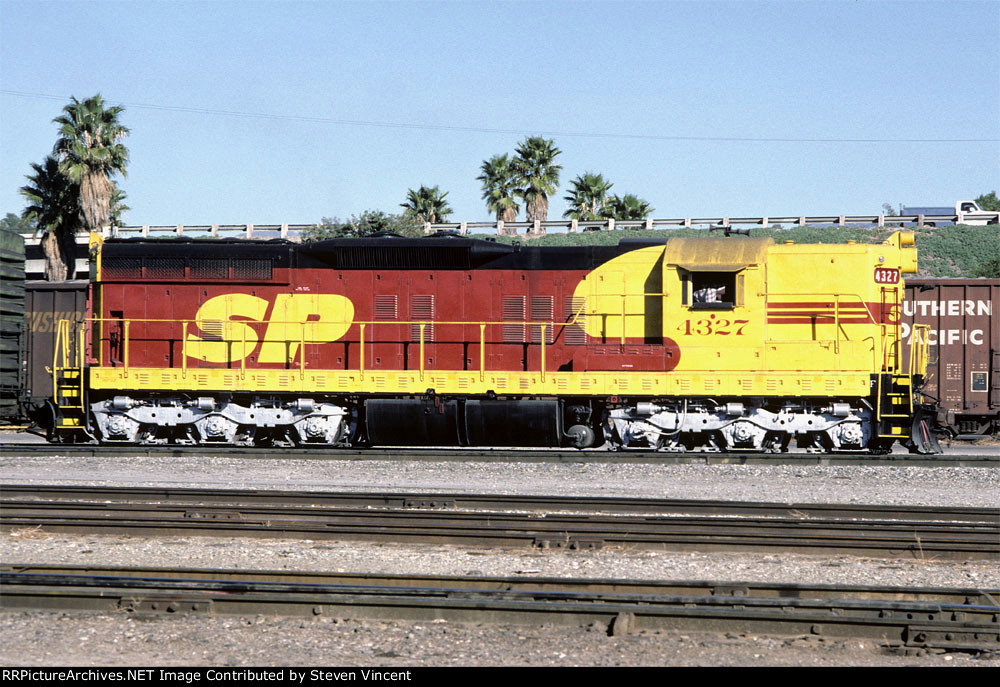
[79,286,900,379]
[78,315,580,381]
[909,324,931,379]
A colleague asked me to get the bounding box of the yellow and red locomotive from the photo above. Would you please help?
[49,229,938,453]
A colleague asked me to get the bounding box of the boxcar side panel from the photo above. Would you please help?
[902,278,999,434]
[24,280,89,405]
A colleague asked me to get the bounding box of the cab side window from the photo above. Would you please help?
[691,272,736,309]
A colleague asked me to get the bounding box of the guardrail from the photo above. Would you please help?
[19,211,999,245]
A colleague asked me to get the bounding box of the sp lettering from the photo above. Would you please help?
[186,293,354,363]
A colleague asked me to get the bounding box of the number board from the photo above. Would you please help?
[873,268,900,284]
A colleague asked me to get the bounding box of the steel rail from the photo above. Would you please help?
[2,485,996,523]
[2,566,997,652]
[1,443,995,467]
[3,564,996,605]
[3,493,996,560]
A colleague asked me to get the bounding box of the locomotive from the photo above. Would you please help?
[47,229,940,453]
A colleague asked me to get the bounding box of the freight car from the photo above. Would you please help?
[46,230,940,453]
[901,278,999,438]
[0,228,25,422]
[22,279,89,429]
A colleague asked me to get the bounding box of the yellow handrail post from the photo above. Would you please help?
[359,323,365,379]
[182,321,188,379]
[61,318,69,367]
[241,326,246,380]
[123,320,130,378]
[834,294,840,355]
[479,323,486,382]
[300,324,305,380]
[77,321,84,406]
[51,320,60,404]
[419,323,425,382]
[540,324,547,382]
[620,295,626,347]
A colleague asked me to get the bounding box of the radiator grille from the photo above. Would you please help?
[144,258,185,279]
[102,257,142,280]
[232,259,272,280]
[190,259,228,279]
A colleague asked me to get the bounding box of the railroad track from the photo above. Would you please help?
[2,565,997,653]
[1,442,996,466]
[3,486,997,559]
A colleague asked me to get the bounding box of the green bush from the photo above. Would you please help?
[472,224,1000,278]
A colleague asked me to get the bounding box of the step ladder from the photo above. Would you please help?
[51,318,86,433]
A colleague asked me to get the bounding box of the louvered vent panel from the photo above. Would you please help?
[564,296,587,346]
[145,258,185,279]
[530,296,554,344]
[200,320,224,341]
[102,257,142,280]
[191,259,228,279]
[232,259,272,280]
[503,296,526,343]
[336,246,471,269]
[410,295,434,342]
[375,295,398,320]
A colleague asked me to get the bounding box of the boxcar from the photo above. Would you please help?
[0,229,25,422]
[23,280,89,424]
[902,278,999,437]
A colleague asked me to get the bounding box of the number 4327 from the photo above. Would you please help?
[677,314,750,336]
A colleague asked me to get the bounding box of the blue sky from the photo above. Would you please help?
[1,0,998,227]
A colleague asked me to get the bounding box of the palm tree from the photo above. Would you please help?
[563,172,613,221]
[52,94,129,235]
[604,194,654,221]
[477,154,520,234]
[108,184,130,227]
[20,156,79,280]
[513,137,562,226]
[400,185,453,224]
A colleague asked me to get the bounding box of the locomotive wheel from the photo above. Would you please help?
[565,424,596,449]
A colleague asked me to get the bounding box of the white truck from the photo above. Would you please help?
[900,200,999,226]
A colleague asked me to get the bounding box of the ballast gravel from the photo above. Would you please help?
[1,452,998,666]
[1,454,998,506]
